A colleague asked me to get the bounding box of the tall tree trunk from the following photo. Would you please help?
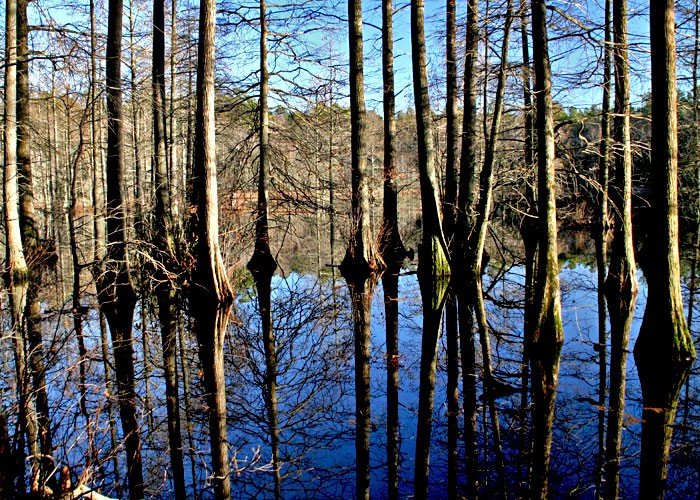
[379,0,406,497]
[17,0,53,482]
[153,0,186,494]
[458,0,480,493]
[191,0,235,495]
[247,2,281,496]
[4,0,39,486]
[595,0,612,495]
[90,0,120,481]
[443,0,460,495]
[633,0,697,495]
[517,0,537,492]
[411,1,451,498]
[602,0,638,495]
[339,0,383,496]
[529,0,565,496]
[99,0,144,494]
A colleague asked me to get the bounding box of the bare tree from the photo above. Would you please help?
[633,0,697,495]
[529,0,565,495]
[190,0,235,494]
[98,0,144,494]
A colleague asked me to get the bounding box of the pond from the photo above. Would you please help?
[2,260,699,498]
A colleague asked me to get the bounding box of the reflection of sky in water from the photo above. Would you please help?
[10,263,700,498]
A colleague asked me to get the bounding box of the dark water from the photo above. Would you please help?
[2,262,700,498]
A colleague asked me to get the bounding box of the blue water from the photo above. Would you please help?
[3,262,700,499]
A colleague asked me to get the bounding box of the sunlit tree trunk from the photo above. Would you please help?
[191,0,235,494]
[602,0,638,495]
[98,0,144,494]
[17,0,53,482]
[339,0,383,496]
[411,1,451,498]
[633,0,697,495]
[5,0,38,487]
[530,0,565,496]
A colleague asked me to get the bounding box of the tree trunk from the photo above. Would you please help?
[411,1,451,498]
[4,0,39,488]
[191,0,235,495]
[379,1,406,497]
[602,0,638,495]
[633,0,697,496]
[517,0,537,492]
[153,0,187,494]
[458,0,480,493]
[468,4,514,495]
[530,0,565,496]
[17,0,53,482]
[99,0,144,494]
[595,0,611,495]
[247,2,281,496]
[338,0,383,496]
[444,0,460,495]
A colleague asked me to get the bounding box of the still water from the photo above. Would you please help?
[12,262,700,498]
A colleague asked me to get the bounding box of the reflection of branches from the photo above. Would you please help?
[228,275,353,498]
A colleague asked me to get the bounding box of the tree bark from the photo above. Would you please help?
[98,0,144,494]
[458,0,480,493]
[530,0,565,496]
[153,0,187,494]
[191,0,235,495]
[379,0,406,497]
[338,0,383,496]
[411,1,451,498]
[602,0,638,495]
[17,0,53,482]
[443,0,460,495]
[633,0,697,496]
[5,0,40,487]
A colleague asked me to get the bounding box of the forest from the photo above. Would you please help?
[1,0,700,496]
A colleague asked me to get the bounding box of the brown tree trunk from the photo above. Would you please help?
[517,1,537,492]
[98,0,144,494]
[17,0,53,482]
[153,0,186,494]
[339,0,383,496]
[4,0,39,488]
[633,0,697,496]
[443,0,460,495]
[379,0,406,496]
[529,0,565,496]
[191,0,235,495]
[458,0,480,493]
[602,0,638,495]
[411,1,451,498]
